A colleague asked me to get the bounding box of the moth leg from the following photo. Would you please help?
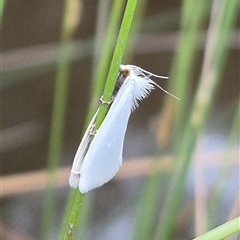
[90,128,97,136]
[99,96,113,105]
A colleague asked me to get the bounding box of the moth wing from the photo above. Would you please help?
[79,82,133,193]
[69,109,99,188]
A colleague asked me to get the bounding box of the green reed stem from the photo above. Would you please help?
[193,217,240,240]
[62,1,138,239]
[41,0,78,239]
[153,0,239,239]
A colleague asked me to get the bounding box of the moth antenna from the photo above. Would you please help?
[139,68,168,79]
[125,64,179,100]
[128,65,168,79]
[151,81,180,100]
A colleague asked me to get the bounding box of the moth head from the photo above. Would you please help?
[122,69,130,77]
[120,64,180,101]
[119,65,131,77]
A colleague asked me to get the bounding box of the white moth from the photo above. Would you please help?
[69,64,179,193]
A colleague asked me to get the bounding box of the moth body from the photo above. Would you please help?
[69,64,177,193]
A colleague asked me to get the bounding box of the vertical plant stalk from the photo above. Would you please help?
[94,0,138,129]
[123,0,148,63]
[155,0,210,148]
[130,168,162,240]
[41,0,80,239]
[63,1,138,239]
[58,1,125,239]
[0,0,5,21]
[87,0,126,123]
[153,0,238,239]
[92,0,111,73]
